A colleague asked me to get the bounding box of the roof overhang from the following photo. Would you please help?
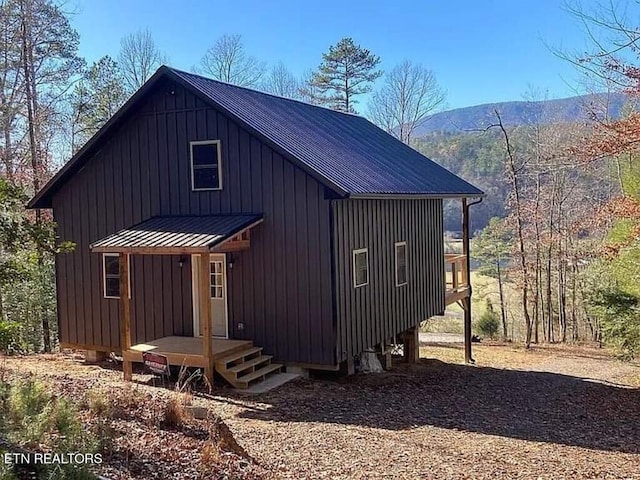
[90,214,263,255]
[27,66,349,210]
[348,192,485,200]
[28,67,176,210]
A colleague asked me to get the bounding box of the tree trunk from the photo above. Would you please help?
[533,173,542,344]
[0,286,4,322]
[571,261,578,341]
[21,0,50,352]
[495,111,532,347]
[497,259,508,340]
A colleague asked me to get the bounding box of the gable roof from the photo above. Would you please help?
[28,66,483,209]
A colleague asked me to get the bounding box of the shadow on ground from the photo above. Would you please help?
[235,359,640,454]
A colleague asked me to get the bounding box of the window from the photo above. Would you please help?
[210,260,224,299]
[395,241,407,287]
[103,253,130,299]
[190,140,222,190]
[353,248,369,288]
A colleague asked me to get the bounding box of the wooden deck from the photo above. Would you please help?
[124,336,253,368]
[444,253,470,305]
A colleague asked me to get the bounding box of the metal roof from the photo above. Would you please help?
[90,214,263,254]
[28,66,483,209]
[171,68,484,198]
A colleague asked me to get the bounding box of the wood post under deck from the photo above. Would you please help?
[403,326,420,363]
[120,253,133,381]
[199,252,213,385]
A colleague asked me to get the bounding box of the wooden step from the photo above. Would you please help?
[235,363,283,388]
[215,347,263,369]
[227,355,273,375]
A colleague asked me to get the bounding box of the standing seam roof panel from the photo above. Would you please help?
[90,214,263,250]
[170,69,484,197]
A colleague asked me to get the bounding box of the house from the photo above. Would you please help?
[28,66,484,388]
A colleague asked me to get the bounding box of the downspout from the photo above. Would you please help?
[462,196,483,364]
[329,198,339,365]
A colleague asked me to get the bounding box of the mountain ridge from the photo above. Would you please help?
[415,92,628,136]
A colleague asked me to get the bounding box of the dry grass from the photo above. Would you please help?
[161,394,188,428]
[1,344,639,479]
[421,342,550,368]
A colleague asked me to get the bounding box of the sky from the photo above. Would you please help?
[71,0,601,110]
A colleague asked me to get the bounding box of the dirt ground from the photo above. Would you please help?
[3,342,640,479]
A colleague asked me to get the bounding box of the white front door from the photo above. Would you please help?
[192,253,229,338]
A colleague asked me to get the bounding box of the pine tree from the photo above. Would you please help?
[17,0,82,352]
[472,216,512,340]
[307,37,382,113]
[70,56,127,151]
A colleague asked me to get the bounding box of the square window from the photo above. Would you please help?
[191,141,221,190]
[193,166,219,190]
[104,255,119,276]
[105,277,120,298]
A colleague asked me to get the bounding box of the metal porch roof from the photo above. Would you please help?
[90,214,263,254]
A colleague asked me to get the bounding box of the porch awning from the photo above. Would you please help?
[90,214,263,254]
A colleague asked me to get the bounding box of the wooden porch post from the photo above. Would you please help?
[199,253,213,385]
[119,253,133,381]
[462,198,474,364]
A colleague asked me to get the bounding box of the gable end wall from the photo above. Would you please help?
[52,79,335,365]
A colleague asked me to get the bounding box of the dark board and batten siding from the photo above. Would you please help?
[52,78,335,365]
[332,199,445,363]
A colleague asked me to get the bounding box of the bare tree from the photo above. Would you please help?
[118,28,167,92]
[197,34,265,87]
[368,60,445,144]
[0,0,25,180]
[494,110,534,347]
[261,61,301,99]
[299,68,324,105]
[17,0,82,352]
[560,0,640,90]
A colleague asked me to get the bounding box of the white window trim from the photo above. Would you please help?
[103,253,131,299]
[353,248,369,288]
[190,140,222,191]
[395,241,408,287]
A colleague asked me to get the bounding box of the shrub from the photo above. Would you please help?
[0,320,22,354]
[588,287,640,360]
[2,378,98,479]
[476,299,500,339]
[85,389,112,418]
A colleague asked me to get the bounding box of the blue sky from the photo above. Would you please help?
[72,0,596,110]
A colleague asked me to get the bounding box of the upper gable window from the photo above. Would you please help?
[190,140,222,191]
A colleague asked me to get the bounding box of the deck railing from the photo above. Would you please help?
[444,254,470,305]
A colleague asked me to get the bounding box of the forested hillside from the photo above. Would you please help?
[415,122,621,233]
[415,92,627,135]
[415,130,508,232]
